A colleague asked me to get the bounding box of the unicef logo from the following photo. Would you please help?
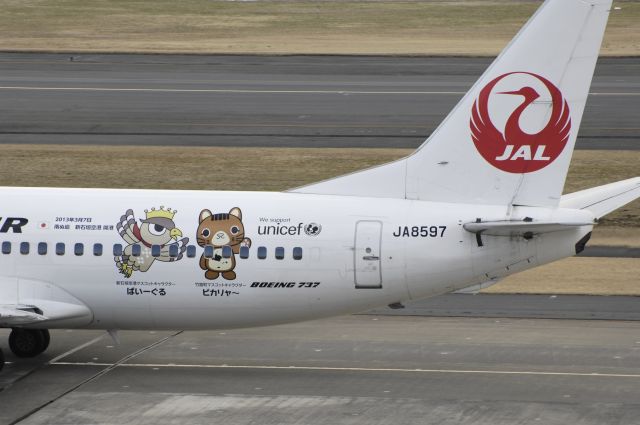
[304,223,322,236]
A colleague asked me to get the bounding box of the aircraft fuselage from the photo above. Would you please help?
[0,187,592,331]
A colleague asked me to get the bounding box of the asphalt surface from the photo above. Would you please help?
[367,294,640,321]
[579,245,640,258]
[0,54,638,149]
[1,294,640,424]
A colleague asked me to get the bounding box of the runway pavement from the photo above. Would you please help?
[0,53,638,149]
[1,294,640,424]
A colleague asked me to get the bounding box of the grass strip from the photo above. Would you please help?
[484,257,640,295]
[0,1,638,55]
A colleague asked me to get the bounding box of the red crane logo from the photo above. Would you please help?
[470,72,571,173]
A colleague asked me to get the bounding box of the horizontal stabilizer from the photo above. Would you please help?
[0,305,48,327]
[560,177,640,219]
[464,219,593,237]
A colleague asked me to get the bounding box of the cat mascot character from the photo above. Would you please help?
[197,207,251,280]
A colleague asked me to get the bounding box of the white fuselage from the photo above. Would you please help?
[0,187,593,331]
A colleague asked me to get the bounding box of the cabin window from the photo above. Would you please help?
[204,245,214,259]
[169,244,179,258]
[293,247,303,260]
[222,246,232,258]
[257,246,267,260]
[239,246,249,259]
[38,242,47,255]
[56,242,65,256]
[1,241,10,255]
[20,242,29,255]
[151,244,161,257]
[132,244,141,257]
[275,247,285,260]
[186,245,196,258]
[93,243,103,256]
[74,243,84,256]
[113,244,123,256]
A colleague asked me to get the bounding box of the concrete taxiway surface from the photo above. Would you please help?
[1,294,640,424]
[0,54,638,149]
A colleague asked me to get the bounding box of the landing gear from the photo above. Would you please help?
[8,328,50,358]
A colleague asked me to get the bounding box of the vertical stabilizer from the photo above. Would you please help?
[292,0,613,208]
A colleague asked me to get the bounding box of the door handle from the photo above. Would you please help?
[362,255,379,261]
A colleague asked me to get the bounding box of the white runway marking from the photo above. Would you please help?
[0,86,637,96]
[0,86,464,95]
[47,334,106,364]
[51,362,640,379]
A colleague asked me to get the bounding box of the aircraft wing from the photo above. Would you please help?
[0,278,93,328]
[0,305,48,327]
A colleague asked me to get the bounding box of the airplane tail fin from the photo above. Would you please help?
[292,0,614,208]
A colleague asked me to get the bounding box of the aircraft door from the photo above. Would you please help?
[354,220,382,289]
